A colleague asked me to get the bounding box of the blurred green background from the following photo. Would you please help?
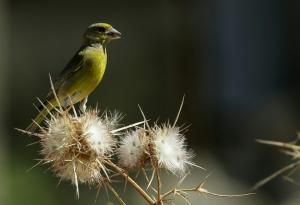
[1,0,300,204]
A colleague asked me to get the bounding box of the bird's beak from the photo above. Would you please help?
[107,27,122,39]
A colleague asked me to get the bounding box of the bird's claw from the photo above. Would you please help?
[80,97,88,113]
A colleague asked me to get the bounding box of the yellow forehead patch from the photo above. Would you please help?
[88,23,112,29]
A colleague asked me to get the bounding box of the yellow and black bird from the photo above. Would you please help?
[26,23,121,131]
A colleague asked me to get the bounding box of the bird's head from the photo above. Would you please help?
[83,23,121,46]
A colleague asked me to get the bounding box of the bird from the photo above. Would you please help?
[26,22,121,132]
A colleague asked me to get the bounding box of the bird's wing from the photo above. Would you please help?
[59,46,85,78]
[45,47,85,100]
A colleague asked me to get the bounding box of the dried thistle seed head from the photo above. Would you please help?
[80,111,117,156]
[101,110,123,130]
[41,116,75,157]
[39,109,120,187]
[151,124,193,176]
[117,129,148,170]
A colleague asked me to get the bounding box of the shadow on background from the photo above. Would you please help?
[1,0,300,204]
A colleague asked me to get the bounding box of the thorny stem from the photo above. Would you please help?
[105,160,155,205]
[253,161,300,190]
[161,185,254,201]
[106,183,127,205]
[155,168,162,205]
[256,139,300,151]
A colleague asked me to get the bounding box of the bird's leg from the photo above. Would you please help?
[80,96,88,113]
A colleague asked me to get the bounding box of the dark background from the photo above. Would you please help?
[1,0,300,204]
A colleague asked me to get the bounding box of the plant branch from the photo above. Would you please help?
[106,182,127,205]
[155,168,162,204]
[256,139,300,151]
[105,160,155,205]
[161,182,254,202]
[253,161,300,190]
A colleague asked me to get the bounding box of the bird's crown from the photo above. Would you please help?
[83,22,121,46]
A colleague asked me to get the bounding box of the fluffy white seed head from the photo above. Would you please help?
[40,109,119,186]
[151,125,192,176]
[117,129,148,170]
[80,112,116,156]
[41,116,74,158]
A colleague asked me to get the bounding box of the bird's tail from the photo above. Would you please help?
[26,103,54,132]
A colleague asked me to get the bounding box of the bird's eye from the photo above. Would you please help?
[95,26,106,33]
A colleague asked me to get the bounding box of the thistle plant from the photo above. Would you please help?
[17,77,252,205]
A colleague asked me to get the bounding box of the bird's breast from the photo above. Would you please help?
[83,47,107,83]
[63,46,107,104]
